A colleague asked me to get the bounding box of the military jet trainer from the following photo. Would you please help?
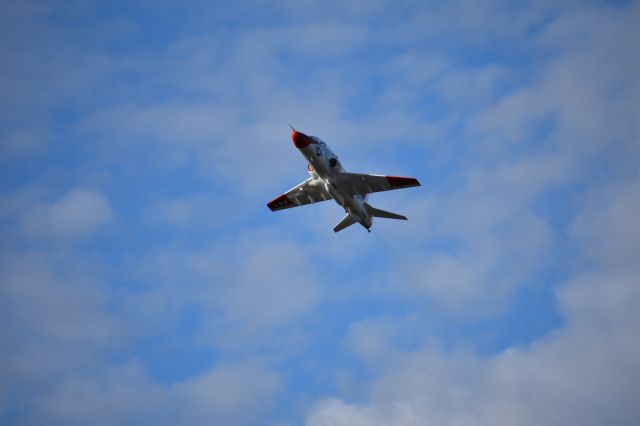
[267,128,421,232]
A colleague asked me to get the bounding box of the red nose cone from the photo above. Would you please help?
[292,130,313,148]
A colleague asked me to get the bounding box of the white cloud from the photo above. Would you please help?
[471,2,639,160]
[125,230,323,355]
[383,156,558,317]
[0,240,290,425]
[570,179,640,269]
[305,2,640,424]
[366,0,638,318]
[306,180,640,425]
[1,1,638,425]
[33,361,169,426]
[0,250,126,422]
[175,361,282,426]
[20,189,112,241]
[28,359,281,426]
[308,273,640,425]
[345,316,398,365]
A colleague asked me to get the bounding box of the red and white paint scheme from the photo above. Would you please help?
[268,128,421,233]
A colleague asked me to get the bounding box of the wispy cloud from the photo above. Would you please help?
[1,0,638,425]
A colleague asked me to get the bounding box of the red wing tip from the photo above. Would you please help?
[267,194,295,211]
[385,176,421,187]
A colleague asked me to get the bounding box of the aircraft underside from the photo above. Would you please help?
[267,129,421,232]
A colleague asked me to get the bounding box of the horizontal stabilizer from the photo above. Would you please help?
[366,204,407,220]
[333,214,357,233]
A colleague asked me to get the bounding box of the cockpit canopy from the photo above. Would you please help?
[311,136,335,155]
[310,136,325,145]
[310,135,340,167]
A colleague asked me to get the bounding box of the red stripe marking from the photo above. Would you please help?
[386,176,420,187]
[267,194,295,211]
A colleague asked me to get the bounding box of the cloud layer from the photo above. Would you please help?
[1,1,638,425]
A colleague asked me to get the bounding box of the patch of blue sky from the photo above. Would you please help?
[115,302,216,383]
[2,1,638,425]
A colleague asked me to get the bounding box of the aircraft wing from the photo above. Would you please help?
[267,178,333,211]
[336,173,421,196]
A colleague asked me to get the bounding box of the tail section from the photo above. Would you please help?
[365,204,407,220]
[333,214,357,233]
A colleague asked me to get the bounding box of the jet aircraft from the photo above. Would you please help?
[267,128,421,232]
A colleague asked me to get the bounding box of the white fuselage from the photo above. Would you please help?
[293,132,372,230]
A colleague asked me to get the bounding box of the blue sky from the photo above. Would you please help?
[1,1,639,425]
